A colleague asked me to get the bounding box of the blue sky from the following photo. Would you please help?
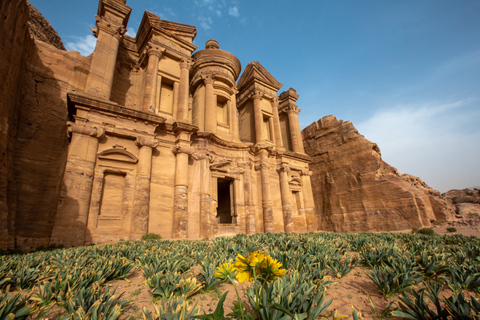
[30,0,480,192]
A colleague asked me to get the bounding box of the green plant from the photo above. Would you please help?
[447,227,457,233]
[142,233,162,241]
[468,212,479,217]
[142,296,199,320]
[417,228,435,236]
[198,258,222,291]
[194,292,229,320]
[326,255,359,278]
[366,292,397,318]
[366,264,422,297]
[0,286,36,320]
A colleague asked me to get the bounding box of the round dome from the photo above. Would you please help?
[191,39,242,82]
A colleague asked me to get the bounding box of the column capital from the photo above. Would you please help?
[67,121,105,139]
[180,59,193,70]
[300,169,313,176]
[173,144,195,155]
[250,90,264,100]
[286,106,300,115]
[202,74,215,85]
[255,162,271,171]
[277,162,290,173]
[93,15,126,40]
[135,136,159,149]
[146,46,164,59]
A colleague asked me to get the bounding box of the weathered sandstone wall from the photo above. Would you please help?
[0,0,30,249]
[0,0,91,249]
[443,188,480,217]
[302,115,453,232]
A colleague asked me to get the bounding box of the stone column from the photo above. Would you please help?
[278,163,294,232]
[172,146,190,239]
[301,169,318,232]
[200,155,213,238]
[204,75,216,133]
[231,88,240,138]
[272,98,283,147]
[258,149,274,232]
[85,16,125,100]
[142,48,163,113]
[240,162,255,234]
[252,92,263,143]
[131,137,158,239]
[287,108,304,153]
[177,60,191,122]
[50,122,104,247]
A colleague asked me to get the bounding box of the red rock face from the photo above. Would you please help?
[0,0,90,250]
[302,115,453,232]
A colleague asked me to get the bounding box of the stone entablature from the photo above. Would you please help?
[49,0,317,246]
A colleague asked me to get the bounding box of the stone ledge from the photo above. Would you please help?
[67,93,167,125]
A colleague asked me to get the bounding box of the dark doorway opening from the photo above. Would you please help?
[217,178,233,224]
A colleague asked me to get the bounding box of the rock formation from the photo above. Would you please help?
[443,188,480,217]
[1,0,90,249]
[302,115,454,232]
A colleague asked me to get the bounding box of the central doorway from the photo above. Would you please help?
[217,178,234,224]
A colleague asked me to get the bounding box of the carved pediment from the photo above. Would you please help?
[210,158,231,172]
[97,145,138,164]
[237,61,283,93]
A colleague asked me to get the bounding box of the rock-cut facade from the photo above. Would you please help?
[49,0,318,246]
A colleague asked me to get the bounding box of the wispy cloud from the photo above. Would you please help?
[192,0,241,31]
[65,34,96,56]
[126,27,136,38]
[356,100,480,192]
[228,6,239,17]
[198,16,213,30]
[160,7,177,20]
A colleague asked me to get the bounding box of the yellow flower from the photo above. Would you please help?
[233,251,286,283]
[214,262,235,281]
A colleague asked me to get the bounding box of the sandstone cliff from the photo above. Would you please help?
[443,188,480,217]
[27,1,65,50]
[1,0,91,249]
[302,115,454,232]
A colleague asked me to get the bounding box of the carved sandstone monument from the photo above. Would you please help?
[1,0,454,249]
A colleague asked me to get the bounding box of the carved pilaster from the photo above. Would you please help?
[50,122,105,247]
[143,47,164,113]
[251,90,264,143]
[272,97,283,147]
[278,162,294,232]
[301,168,317,232]
[131,137,158,239]
[258,150,274,232]
[177,59,192,122]
[203,74,216,133]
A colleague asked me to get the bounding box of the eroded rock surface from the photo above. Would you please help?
[27,1,65,50]
[302,115,453,232]
[443,188,480,216]
[1,0,90,250]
